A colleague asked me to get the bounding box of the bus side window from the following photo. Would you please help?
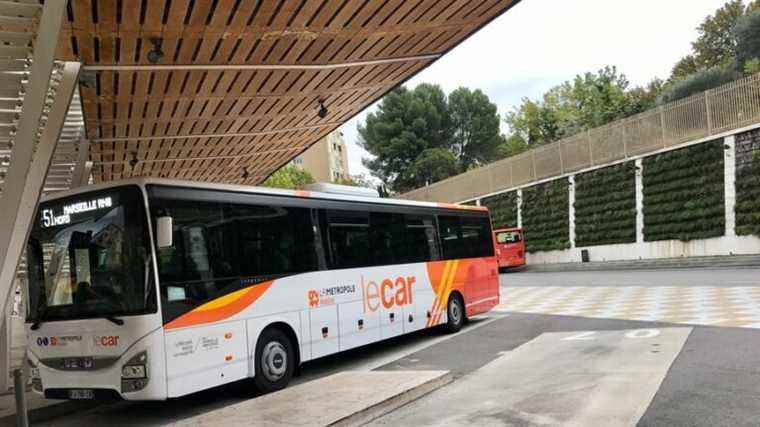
[325,210,371,269]
[369,212,403,266]
[459,216,494,258]
[437,215,463,260]
[437,214,493,260]
[402,214,440,263]
[229,203,318,278]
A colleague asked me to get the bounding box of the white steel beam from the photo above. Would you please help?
[70,134,90,187]
[81,53,441,72]
[0,62,80,333]
[0,2,67,336]
[0,12,68,394]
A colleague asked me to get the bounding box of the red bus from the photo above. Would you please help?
[494,228,526,271]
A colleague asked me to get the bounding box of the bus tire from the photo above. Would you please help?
[445,293,465,333]
[253,327,295,394]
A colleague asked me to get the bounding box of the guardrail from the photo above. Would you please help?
[401,73,760,203]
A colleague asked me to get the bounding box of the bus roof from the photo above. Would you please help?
[40,178,488,213]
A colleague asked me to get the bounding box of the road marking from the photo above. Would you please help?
[498,286,760,329]
[562,331,597,341]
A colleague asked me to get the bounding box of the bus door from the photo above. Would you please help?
[159,216,248,396]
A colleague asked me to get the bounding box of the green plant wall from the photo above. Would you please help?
[643,140,725,242]
[482,191,518,229]
[522,180,570,253]
[574,162,637,247]
[736,129,760,236]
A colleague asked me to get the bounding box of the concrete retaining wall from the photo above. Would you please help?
[474,124,760,265]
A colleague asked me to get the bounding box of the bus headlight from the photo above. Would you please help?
[121,365,146,379]
[121,351,149,393]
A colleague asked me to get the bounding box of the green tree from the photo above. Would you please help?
[734,11,760,71]
[671,55,701,81]
[498,134,530,158]
[261,165,315,189]
[671,0,760,80]
[448,87,505,170]
[746,58,760,74]
[359,84,452,192]
[504,67,659,146]
[359,83,505,192]
[409,148,459,185]
[659,66,740,104]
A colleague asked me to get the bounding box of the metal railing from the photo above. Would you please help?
[401,73,760,203]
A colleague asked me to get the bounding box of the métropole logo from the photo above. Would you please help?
[361,274,416,313]
[308,290,320,307]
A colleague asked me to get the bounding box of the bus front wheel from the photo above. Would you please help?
[445,294,465,333]
[253,328,295,393]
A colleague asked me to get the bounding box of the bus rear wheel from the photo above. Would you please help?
[445,294,465,333]
[253,328,295,394]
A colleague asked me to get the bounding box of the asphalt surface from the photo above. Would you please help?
[501,267,760,287]
[373,312,760,426]
[8,268,760,426]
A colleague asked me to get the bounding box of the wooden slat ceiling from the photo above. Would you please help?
[56,0,518,185]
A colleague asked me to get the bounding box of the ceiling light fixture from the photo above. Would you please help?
[147,38,164,64]
[317,100,328,119]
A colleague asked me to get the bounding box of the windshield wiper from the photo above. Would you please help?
[101,316,125,326]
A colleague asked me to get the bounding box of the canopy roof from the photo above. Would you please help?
[57,0,518,184]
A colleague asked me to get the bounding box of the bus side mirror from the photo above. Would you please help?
[156,216,173,248]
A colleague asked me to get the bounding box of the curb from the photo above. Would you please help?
[330,371,454,426]
[514,255,760,273]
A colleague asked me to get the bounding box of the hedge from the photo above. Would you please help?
[482,191,518,229]
[522,179,570,253]
[643,140,725,242]
[736,129,760,237]
[574,162,637,247]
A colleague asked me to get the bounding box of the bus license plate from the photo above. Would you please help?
[68,389,94,400]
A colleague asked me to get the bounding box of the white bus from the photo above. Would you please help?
[24,179,499,400]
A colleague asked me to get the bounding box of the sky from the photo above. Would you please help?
[339,0,730,179]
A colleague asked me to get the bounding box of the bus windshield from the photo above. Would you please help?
[25,186,156,323]
[496,231,522,244]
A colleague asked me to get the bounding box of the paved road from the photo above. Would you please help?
[372,313,760,426]
[496,267,760,329]
[501,267,760,287]
[9,267,760,426]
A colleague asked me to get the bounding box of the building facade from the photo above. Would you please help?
[292,131,350,183]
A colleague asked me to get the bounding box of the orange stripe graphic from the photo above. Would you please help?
[427,261,452,327]
[164,281,274,330]
[433,260,459,325]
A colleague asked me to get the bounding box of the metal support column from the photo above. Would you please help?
[568,176,576,249]
[0,1,68,392]
[635,159,645,243]
[516,189,523,229]
[724,136,737,238]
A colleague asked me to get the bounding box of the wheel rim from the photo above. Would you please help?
[449,298,462,325]
[261,341,288,382]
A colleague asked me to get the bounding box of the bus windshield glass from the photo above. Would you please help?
[496,231,522,244]
[25,186,156,322]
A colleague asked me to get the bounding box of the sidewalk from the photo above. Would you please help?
[520,254,760,273]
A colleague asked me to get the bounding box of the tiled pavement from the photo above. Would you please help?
[496,286,760,328]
